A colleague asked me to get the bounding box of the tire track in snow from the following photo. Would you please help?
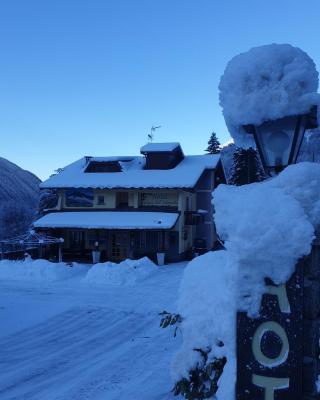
[0,307,161,400]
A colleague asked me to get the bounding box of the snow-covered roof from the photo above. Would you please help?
[140,142,181,153]
[40,154,220,189]
[34,211,179,230]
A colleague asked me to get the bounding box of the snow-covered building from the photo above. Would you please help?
[34,143,225,262]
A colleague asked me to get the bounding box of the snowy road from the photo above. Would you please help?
[0,263,186,400]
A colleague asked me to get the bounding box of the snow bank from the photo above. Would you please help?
[270,162,320,226]
[214,170,314,316]
[219,44,320,146]
[0,258,87,282]
[173,162,319,399]
[0,257,158,286]
[172,251,237,399]
[84,257,158,286]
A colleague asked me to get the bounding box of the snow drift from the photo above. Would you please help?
[214,163,318,317]
[219,44,320,147]
[0,258,87,282]
[85,257,157,286]
[0,257,158,286]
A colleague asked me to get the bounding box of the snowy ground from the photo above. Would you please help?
[0,261,186,400]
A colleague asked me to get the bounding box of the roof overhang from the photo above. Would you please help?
[34,211,179,230]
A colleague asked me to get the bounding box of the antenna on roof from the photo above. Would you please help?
[148,125,161,142]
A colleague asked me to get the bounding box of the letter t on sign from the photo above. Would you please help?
[266,284,291,313]
[252,374,289,400]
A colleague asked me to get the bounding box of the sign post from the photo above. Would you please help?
[237,236,320,399]
[237,263,304,399]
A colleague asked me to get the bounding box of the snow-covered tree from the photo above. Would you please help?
[229,147,265,185]
[205,132,221,154]
[220,142,236,183]
[0,203,36,239]
[0,157,40,239]
[37,189,59,217]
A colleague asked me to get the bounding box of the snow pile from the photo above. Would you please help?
[85,257,158,286]
[219,44,319,146]
[0,258,87,282]
[270,162,320,226]
[172,251,237,399]
[214,166,316,316]
[173,162,320,399]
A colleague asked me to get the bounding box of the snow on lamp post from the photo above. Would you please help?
[219,44,320,400]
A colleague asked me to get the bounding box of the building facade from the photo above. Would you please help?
[34,143,225,263]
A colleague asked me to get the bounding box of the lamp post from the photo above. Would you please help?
[236,107,319,400]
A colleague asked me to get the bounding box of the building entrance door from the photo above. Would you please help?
[110,231,129,261]
[69,231,85,251]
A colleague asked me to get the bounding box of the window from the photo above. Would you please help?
[85,161,122,173]
[65,189,94,207]
[140,191,178,207]
[70,231,83,242]
[117,192,129,207]
[69,231,85,248]
[97,195,105,205]
[184,212,204,225]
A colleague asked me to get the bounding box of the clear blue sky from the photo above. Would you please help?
[1,0,320,180]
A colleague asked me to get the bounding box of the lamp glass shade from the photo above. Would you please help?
[254,115,305,168]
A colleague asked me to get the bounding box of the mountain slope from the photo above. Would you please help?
[0,157,40,239]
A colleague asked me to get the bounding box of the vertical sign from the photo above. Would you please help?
[237,263,303,400]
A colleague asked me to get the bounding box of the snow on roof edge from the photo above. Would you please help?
[40,154,221,190]
[140,142,181,153]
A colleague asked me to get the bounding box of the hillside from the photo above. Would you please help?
[0,157,40,239]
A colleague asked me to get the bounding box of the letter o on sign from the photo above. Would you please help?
[252,321,289,367]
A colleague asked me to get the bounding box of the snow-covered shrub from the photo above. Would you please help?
[172,251,236,399]
[84,257,157,286]
[172,162,320,399]
[173,351,226,400]
[219,43,320,147]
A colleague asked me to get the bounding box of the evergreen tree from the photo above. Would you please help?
[230,147,265,185]
[205,132,221,154]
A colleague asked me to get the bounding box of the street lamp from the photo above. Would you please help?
[243,106,318,173]
[237,105,320,400]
